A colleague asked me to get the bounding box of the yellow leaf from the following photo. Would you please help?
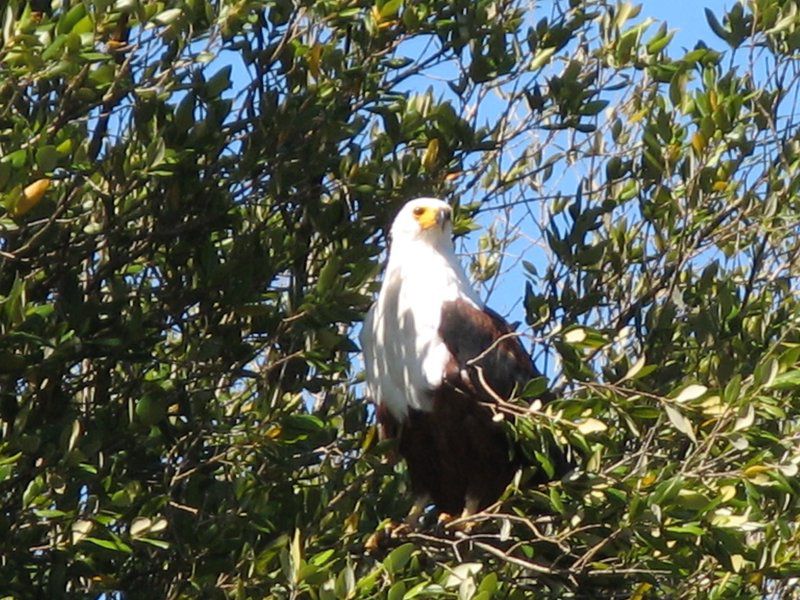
[421,138,439,172]
[743,465,772,478]
[665,404,696,442]
[629,109,647,123]
[708,89,718,110]
[13,178,51,217]
[699,395,724,416]
[576,418,607,435]
[308,44,322,79]
[711,509,760,530]
[631,580,653,599]
[733,405,755,432]
[361,424,377,451]
[719,485,736,502]
[666,143,680,163]
[290,528,302,582]
[68,420,81,452]
[344,512,358,534]
[691,132,705,154]
[640,473,657,488]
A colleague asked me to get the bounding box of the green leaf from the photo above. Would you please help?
[379,0,402,19]
[317,256,342,293]
[768,370,800,390]
[665,524,705,537]
[152,8,182,26]
[57,3,87,35]
[549,487,565,514]
[477,572,498,595]
[334,564,355,597]
[72,14,94,35]
[22,475,45,508]
[646,22,674,54]
[84,537,133,553]
[620,355,646,382]
[581,100,609,116]
[0,464,14,484]
[387,581,406,600]
[33,508,68,518]
[705,8,731,45]
[206,65,232,97]
[531,47,555,70]
[383,543,415,574]
[521,376,548,399]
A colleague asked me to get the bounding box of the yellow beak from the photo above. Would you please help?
[418,207,451,230]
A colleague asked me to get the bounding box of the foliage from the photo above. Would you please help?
[1,0,800,597]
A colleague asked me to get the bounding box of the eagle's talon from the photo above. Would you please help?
[435,512,467,534]
[364,530,385,552]
[365,519,410,552]
[451,519,476,534]
[437,512,455,526]
[436,512,477,534]
[389,522,411,538]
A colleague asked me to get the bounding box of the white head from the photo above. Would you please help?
[389,197,453,246]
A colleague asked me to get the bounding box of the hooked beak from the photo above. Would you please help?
[437,207,452,230]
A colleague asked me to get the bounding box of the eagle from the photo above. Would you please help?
[361,197,563,524]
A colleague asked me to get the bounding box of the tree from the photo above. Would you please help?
[1,0,799,596]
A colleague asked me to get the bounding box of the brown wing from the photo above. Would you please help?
[437,298,548,403]
[438,298,571,483]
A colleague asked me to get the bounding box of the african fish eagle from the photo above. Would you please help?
[360,197,559,521]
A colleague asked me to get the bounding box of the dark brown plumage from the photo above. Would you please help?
[377,299,560,515]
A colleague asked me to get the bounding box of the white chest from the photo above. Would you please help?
[362,243,481,421]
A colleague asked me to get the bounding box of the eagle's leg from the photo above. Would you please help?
[365,495,429,551]
[388,495,429,538]
[457,497,480,533]
[438,496,480,533]
[461,496,480,519]
[403,495,429,528]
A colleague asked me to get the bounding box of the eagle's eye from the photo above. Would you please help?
[412,206,426,217]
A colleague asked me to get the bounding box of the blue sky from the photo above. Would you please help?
[643,1,733,49]
[468,0,735,293]
[457,0,740,376]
